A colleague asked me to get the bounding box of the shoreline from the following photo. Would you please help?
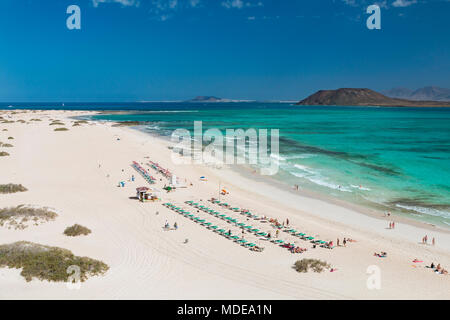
[122,122,450,235]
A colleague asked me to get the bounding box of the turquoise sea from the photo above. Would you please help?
[3,102,449,227]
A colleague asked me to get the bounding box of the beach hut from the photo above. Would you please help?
[136,187,160,202]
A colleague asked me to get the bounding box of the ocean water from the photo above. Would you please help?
[4,102,449,227]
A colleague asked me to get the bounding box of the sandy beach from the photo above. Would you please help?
[1,110,449,300]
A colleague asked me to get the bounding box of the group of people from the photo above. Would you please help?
[388,221,396,229]
[283,242,307,254]
[430,262,448,275]
[164,220,178,230]
[421,235,435,245]
[374,251,387,258]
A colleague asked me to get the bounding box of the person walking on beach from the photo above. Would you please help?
[174,222,178,230]
[337,238,340,247]
[432,237,435,246]
[389,222,392,229]
[424,235,428,244]
[343,238,347,247]
[276,229,279,238]
[286,218,289,226]
[392,221,395,229]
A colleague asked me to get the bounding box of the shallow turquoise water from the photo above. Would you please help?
[88,103,450,228]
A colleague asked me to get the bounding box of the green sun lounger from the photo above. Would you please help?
[250,229,259,233]
[257,232,267,237]
[246,243,256,247]
[203,222,212,226]
[274,240,284,244]
[230,236,239,240]
[209,226,218,230]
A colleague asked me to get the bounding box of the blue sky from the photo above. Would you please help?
[0,0,448,101]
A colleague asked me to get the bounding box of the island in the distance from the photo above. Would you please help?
[296,88,450,107]
[188,96,223,102]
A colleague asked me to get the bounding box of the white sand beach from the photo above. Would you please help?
[0,110,449,300]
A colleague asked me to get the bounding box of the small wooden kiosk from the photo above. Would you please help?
[136,187,160,202]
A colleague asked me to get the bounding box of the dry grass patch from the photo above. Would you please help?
[0,241,109,282]
[293,259,331,273]
[0,142,13,147]
[54,127,69,131]
[64,224,92,237]
[7,137,13,140]
[0,205,57,230]
[0,184,27,194]
[0,151,9,157]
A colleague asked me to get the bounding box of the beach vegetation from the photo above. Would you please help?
[0,205,57,230]
[0,142,14,147]
[0,241,109,282]
[49,122,64,126]
[0,151,10,156]
[294,259,331,273]
[54,128,69,131]
[64,224,91,237]
[7,137,14,139]
[0,184,27,194]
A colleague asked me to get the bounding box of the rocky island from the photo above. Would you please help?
[296,88,450,107]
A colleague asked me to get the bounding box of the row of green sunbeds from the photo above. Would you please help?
[185,201,271,239]
[163,203,263,251]
[205,200,330,248]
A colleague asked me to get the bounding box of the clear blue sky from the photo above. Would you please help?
[0,0,448,101]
